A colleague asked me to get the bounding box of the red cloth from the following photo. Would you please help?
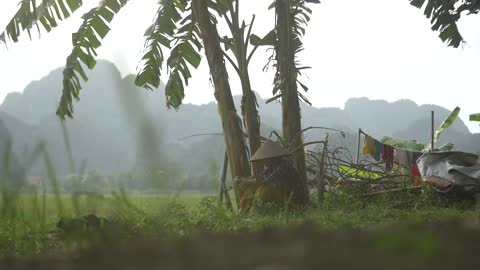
[382,145,395,172]
[411,164,422,186]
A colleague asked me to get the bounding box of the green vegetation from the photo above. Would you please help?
[409,0,479,48]
[471,113,480,122]
[0,190,478,257]
[1,1,479,267]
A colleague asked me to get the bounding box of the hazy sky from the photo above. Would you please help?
[1,0,479,133]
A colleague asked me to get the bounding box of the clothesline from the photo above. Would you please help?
[356,128,422,186]
[358,129,423,154]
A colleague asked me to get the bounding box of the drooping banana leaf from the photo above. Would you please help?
[434,107,460,143]
[135,0,202,109]
[470,113,480,122]
[409,0,480,48]
[56,0,129,118]
[1,0,83,44]
[164,7,202,108]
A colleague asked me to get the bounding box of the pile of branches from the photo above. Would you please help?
[305,139,419,199]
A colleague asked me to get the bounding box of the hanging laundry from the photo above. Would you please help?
[413,152,423,164]
[362,135,376,157]
[406,151,423,167]
[407,151,415,167]
[382,145,395,172]
[394,148,409,169]
[411,164,422,186]
[374,140,383,161]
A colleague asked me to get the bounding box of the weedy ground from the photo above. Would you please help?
[0,187,479,260]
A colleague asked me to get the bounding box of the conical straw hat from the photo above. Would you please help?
[249,140,291,162]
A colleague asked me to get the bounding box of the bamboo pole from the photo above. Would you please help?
[218,151,232,210]
[224,183,233,211]
[317,134,329,207]
[356,128,362,164]
[431,111,435,152]
[218,151,228,203]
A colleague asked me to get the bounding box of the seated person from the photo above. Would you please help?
[237,140,307,212]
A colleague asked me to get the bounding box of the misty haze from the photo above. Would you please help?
[0,0,479,269]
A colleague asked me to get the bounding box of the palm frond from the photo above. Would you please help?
[409,0,480,48]
[164,18,202,108]
[56,0,129,118]
[136,0,202,109]
[1,0,83,45]
[135,0,186,91]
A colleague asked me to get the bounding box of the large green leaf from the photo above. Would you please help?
[434,106,460,143]
[135,0,183,91]
[1,0,83,44]
[409,0,480,48]
[250,30,276,47]
[136,0,201,109]
[56,0,129,119]
[470,113,480,122]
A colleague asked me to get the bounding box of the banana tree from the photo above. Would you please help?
[248,0,319,195]
[409,0,479,48]
[1,0,251,204]
[273,0,319,194]
[215,0,263,176]
[191,0,250,203]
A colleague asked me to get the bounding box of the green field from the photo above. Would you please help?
[1,190,478,258]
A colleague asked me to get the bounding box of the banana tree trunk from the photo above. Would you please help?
[239,67,262,176]
[275,0,308,195]
[228,5,262,176]
[193,0,251,204]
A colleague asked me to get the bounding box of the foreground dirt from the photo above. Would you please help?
[2,221,480,270]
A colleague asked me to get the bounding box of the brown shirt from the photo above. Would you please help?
[257,159,307,206]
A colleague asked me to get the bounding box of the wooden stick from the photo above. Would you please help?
[218,152,227,203]
[356,128,362,164]
[362,186,422,197]
[317,134,329,207]
[219,151,232,211]
[219,151,228,201]
[431,111,435,152]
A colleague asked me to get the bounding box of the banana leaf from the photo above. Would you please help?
[434,107,460,143]
[470,113,480,122]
